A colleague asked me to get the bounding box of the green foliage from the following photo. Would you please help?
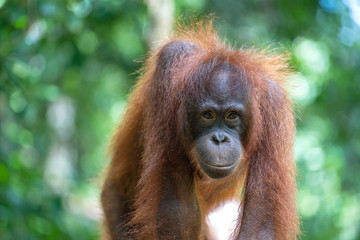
[0,0,147,239]
[1,0,359,239]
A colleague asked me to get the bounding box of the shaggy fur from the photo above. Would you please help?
[101,19,300,239]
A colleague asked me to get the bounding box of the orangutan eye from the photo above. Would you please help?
[226,112,239,121]
[201,111,215,120]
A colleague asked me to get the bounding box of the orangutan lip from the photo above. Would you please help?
[203,162,237,169]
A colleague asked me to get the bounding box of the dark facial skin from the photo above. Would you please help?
[186,65,250,179]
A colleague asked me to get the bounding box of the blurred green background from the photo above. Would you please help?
[1,0,359,239]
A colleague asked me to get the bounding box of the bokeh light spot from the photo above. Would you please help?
[293,38,330,74]
[299,191,320,217]
[9,91,27,113]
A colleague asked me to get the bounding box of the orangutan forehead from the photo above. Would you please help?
[202,65,249,104]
